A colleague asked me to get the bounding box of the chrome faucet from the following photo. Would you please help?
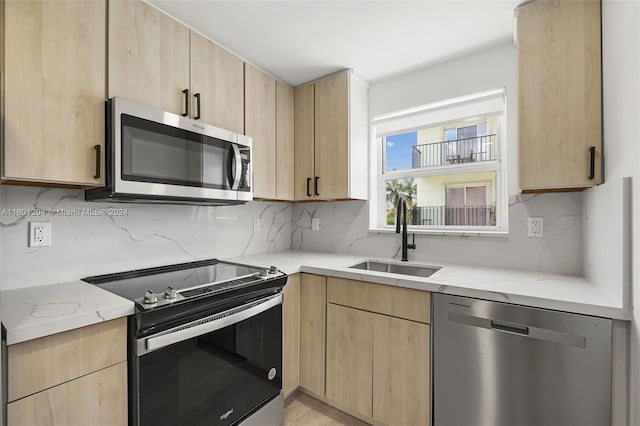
[396,196,416,262]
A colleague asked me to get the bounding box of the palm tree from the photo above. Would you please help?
[386,178,417,224]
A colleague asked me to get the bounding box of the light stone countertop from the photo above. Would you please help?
[0,280,134,345]
[0,248,629,346]
[226,250,630,321]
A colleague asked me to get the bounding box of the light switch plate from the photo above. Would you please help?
[312,218,320,231]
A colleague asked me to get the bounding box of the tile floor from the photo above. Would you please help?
[284,392,370,426]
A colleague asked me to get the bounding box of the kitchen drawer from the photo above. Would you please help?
[8,361,127,426]
[327,277,431,324]
[8,318,127,401]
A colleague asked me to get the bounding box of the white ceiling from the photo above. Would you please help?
[149,0,519,87]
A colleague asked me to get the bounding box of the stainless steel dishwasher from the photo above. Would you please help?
[433,294,612,426]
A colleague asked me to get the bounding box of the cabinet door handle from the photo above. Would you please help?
[182,89,189,117]
[588,146,596,180]
[93,145,101,179]
[314,176,320,196]
[306,178,311,197]
[194,93,201,120]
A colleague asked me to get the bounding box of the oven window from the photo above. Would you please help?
[137,304,282,426]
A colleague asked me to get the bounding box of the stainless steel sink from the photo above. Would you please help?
[349,260,440,278]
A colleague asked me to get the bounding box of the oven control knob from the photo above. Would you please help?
[163,287,177,300]
[259,268,269,277]
[269,265,278,275]
[143,291,158,304]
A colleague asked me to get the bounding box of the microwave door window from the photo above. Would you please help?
[121,115,203,187]
[202,137,232,190]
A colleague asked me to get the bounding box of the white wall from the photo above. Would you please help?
[0,186,292,289]
[371,42,520,195]
[601,0,640,421]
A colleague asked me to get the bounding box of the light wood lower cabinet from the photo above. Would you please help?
[8,317,127,402]
[326,304,373,418]
[322,278,431,426]
[373,315,431,426]
[7,318,128,426]
[283,273,301,397]
[299,273,327,396]
[7,362,127,426]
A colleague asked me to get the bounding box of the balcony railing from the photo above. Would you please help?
[411,205,496,227]
[411,134,497,168]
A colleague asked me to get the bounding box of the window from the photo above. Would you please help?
[370,89,507,234]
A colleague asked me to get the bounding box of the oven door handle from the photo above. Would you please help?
[141,293,282,355]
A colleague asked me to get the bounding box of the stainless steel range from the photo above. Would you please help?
[83,259,287,426]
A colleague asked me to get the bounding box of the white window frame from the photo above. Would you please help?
[369,89,509,236]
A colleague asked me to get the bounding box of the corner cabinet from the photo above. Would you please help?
[517,0,602,192]
[299,273,327,396]
[109,0,244,132]
[245,66,295,201]
[7,319,127,426]
[294,70,369,201]
[245,64,277,199]
[2,0,106,187]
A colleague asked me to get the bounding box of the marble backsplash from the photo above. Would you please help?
[0,186,583,290]
[0,186,292,289]
[292,192,583,276]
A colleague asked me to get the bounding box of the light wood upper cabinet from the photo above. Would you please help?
[518,0,602,191]
[299,273,327,396]
[109,0,190,116]
[2,0,106,186]
[245,64,277,199]
[282,274,301,397]
[315,72,349,200]
[373,315,430,426]
[326,304,373,418]
[190,32,244,134]
[293,69,368,201]
[294,84,315,200]
[276,81,295,200]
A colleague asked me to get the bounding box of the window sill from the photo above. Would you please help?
[368,226,509,237]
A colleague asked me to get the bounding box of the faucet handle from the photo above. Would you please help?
[408,233,416,250]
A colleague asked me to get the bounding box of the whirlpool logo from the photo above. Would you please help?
[220,408,234,420]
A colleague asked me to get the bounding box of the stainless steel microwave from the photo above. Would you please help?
[86,98,252,205]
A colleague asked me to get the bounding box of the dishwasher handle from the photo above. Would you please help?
[449,312,586,348]
[491,320,529,336]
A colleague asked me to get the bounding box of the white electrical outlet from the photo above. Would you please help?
[527,217,543,238]
[312,218,320,231]
[29,222,52,247]
[253,218,261,232]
